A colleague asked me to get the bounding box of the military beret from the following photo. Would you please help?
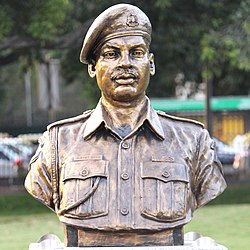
[80,4,152,64]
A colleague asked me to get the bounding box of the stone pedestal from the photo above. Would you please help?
[28,232,228,250]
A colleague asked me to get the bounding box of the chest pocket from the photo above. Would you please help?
[60,156,109,219]
[140,161,189,222]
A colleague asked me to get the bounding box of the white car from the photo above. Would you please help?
[0,151,18,178]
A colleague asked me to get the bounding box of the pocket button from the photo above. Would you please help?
[80,169,89,177]
[162,170,170,178]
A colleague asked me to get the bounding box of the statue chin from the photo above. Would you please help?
[109,90,142,104]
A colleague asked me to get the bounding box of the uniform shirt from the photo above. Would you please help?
[25,98,226,231]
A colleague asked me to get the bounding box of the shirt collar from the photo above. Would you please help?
[83,97,165,140]
[83,99,104,139]
[145,97,165,140]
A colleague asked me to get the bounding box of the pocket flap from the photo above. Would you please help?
[63,160,108,181]
[141,161,188,183]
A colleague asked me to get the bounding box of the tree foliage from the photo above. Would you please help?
[0,0,249,102]
[0,0,70,41]
[200,0,250,95]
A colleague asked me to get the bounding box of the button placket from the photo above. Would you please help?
[118,138,132,224]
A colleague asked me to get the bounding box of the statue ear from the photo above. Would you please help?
[149,53,155,76]
[88,63,96,78]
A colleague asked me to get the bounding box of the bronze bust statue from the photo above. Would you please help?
[25,3,226,247]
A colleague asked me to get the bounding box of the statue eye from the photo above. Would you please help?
[131,49,145,58]
[103,50,118,59]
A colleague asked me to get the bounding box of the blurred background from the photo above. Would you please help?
[0,0,249,249]
[1,0,250,183]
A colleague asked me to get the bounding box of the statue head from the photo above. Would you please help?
[80,4,152,64]
[80,4,155,105]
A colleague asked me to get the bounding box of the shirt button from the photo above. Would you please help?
[121,141,130,149]
[121,208,129,215]
[121,172,129,180]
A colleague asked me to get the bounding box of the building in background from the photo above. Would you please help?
[151,96,250,144]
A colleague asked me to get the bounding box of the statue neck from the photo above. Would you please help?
[101,97,147,137]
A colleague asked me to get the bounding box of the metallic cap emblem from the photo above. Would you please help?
[127,14,139,27]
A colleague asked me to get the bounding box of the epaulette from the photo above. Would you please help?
[157,110,204,128]
[47,109,94,130]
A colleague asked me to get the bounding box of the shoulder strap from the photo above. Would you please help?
[49,126,59,210]
[47,110,94,131]
[157,110,204,128]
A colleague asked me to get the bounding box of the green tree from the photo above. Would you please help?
[0,0,70,66]
[0,0,249,102]
[201,0,250,96]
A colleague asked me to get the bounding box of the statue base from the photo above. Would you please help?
[28,232,228,250]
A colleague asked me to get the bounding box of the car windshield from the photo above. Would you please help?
[0,151,10,161]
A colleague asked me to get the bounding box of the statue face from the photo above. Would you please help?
[89,36,155,105]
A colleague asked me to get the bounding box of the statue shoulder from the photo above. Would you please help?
[47,109,94,130]
[157,110,204,128]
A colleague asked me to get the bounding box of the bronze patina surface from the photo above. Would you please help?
[25,3,227,247]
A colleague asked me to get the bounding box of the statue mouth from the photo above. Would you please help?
[111,68,139,85]
[114,74,137,85]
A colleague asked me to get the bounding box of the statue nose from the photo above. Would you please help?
[118,52,131,67]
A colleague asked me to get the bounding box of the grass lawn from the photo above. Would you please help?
[0,183,249,250]
[185,204,250,250]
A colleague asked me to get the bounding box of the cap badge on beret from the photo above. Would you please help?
[127,14,139,27]
[80,4,152,64]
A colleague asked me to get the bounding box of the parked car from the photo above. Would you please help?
[0,151,18,178]
[213,138,238,177]
[0,136,38,178]
[233,140,250,179]
[0,140,32,169]
[0,144,24,166]
[1,138,34,157]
